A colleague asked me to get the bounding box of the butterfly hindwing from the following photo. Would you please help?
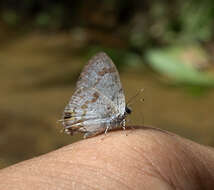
[63,86,119,135]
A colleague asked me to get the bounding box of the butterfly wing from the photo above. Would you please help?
[62,52,126,137]
[63,86,119,136]
[76,52,125,115]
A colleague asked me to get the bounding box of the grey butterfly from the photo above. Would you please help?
[61,52,131,138]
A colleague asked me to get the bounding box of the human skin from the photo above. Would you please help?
[0,127,214,190]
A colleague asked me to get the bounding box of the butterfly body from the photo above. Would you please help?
[62,52,130,138]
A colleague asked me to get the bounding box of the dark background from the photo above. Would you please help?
[1,0,214,168]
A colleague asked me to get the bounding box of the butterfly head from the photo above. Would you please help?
[125,106,132,115]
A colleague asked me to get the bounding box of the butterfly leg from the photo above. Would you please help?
[104,125,110,135]
[120,119,129,136]
[120,119,126,130]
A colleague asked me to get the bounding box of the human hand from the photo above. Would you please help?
[1,127,214,189]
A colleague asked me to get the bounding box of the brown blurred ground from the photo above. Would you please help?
[0,32,214,169]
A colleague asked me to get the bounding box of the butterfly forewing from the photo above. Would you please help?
[76,52,125,114]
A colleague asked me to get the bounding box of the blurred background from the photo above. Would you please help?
[1,0,214,169]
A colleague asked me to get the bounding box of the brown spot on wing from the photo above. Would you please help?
[91,92,99,103]
[98,67,116,76]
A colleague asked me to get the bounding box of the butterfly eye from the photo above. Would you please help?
[125,106,132,114]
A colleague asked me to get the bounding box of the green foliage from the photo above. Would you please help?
[36,13,51,28]
[35,5,64,29]
[178,1,214,42]
[146,46,214,86]
[2,11,19,26]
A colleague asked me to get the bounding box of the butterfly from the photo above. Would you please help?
[61,52,131,138]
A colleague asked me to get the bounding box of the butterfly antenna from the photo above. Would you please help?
[127,88,144,107]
